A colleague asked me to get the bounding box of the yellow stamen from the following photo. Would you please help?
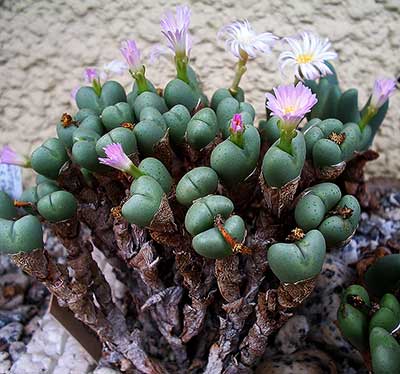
[296,54,314,64]
[283,106,295,115]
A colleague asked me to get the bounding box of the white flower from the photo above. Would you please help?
[279,31,337,81]
[103,60,128,76]
[218,20,278,60]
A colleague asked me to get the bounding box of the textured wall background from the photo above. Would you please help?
[0,0,399,182]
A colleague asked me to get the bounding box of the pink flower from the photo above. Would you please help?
[266,82,318,128]
[84,68,100,84]
[230,114,244,133]
[98,143,133,172]
[218,20,278,60]
[120,40,142,73]
[279,31,337,81]
[160,5,192,57]
[370,78,396,109]
[0,145,30,167]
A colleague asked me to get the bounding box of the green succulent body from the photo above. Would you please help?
[184,195,234,236]
[192,215,245,259]
[294,183,360,247]
[210,125,260,185]
[176,167,219,206]
[0,191,17,219]
[133,108,167,156]
[0,215,43,254]
[36,181,60,199]
[210,87,245,111]
[72,140,103,172]
[102,102,135,131]
[31,138,69,180]
[262,130,306,188]
[138,157,172,194]
[75,81,127,115]
[186,108,218,150]
[96,127,137,157]
[20,187,39,215]
[122,176,164,227]
[132,92,168,119]
[216,97,255,138]
[338,285,400,373]
[164,66,207,112]
[364,254,400,298]
[259,116,280,145]
[370,327,400,374]
[37,190,77,222]
[162,105,191,145]
[57,114,104,149]
[303,118,361,166]
[127,79,157,105]
[267,229,326,283]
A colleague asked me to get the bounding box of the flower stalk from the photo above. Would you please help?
[229,50,248,95]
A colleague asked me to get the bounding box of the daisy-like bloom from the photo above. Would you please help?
[0,145,31,168]
[266,82,317,154]
[359,77,396,130]
[279,31,337,82]
[84,67,102,96]
[120,40,149,93]
[156,5,192,83]
[229,113,246,148]
[218,20,277,95]
[98,143,144,179]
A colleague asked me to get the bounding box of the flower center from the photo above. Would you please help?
[296,54,314,64]
[283,105,295,115]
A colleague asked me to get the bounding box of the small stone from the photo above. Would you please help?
[275,315,309,354]
[26,282,49,304]
[0,351,11,374]
[94,367,121,374]
[256,349,337,373]
[23,316,41,337]
[0,305,37,329]
[0,322,23,345]
[8,341,26,362]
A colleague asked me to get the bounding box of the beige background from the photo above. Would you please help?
[0,0,399,181]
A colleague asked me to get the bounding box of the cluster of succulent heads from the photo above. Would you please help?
[0,5,397,371]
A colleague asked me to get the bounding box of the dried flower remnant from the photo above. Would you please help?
[218,19,277,94]
[60,113,76,128]
[266,82,317,153]
[286,227,305,242]
[214,215,252,255]
[279,31,337,81]
[328,132,346,145]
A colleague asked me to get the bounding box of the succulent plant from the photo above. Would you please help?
[338,285,400,374]
[0,7,396,373]
[294,182,360,247]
